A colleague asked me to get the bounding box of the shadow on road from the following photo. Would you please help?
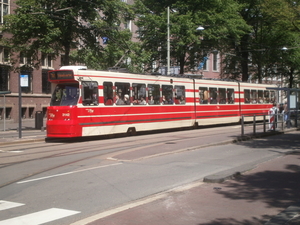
[233,133,300,152]
[198,153,300,225]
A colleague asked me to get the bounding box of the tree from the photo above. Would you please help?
[134,0,250,75]
[260,0,300,88]
[222,0,300,84]
[2,0,133,69]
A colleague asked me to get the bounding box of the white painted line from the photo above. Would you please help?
[9,151,24,153]
[17,163,122,184]
[0,208,80,225]
[0,201,24,211]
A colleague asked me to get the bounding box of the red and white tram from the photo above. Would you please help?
[46,66,276,138]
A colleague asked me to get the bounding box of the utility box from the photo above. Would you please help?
[35,111,43,129]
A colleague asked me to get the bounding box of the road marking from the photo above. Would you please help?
[0,208,80,225]
[17,162,122,184]
[0,201,24,211]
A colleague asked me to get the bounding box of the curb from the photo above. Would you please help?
[0,138,45,147]
[203,155,278,183]
[203,129,298,183]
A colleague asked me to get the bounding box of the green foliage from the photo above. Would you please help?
[2,0,300,87]
[2,0,133,69]
[134,0,250,74]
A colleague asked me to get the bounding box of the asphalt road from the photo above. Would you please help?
[0,126,299,225]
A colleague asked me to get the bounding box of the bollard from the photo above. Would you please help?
[253,114,256,135]
[241,115,244,136]
[263,115,266,133]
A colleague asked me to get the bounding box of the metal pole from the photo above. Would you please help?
[167,7,170,75]
[253,114,256,135]
[287,89,291,128]
[263,115,266,133]
[241,115,244,136]
[19,74,22,138]
[282,113,284,130]
[3,94,6,131]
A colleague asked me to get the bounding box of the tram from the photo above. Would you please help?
[46,66,276,138]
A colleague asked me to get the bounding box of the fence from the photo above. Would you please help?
[240,111,299,136]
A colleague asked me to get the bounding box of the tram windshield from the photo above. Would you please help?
[50,83,79,106]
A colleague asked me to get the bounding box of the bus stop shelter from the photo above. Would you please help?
[267,87,300,128]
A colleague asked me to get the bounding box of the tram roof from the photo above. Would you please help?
[56,66,276,87]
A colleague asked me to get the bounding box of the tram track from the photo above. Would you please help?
[1,126,238,168]
[0,126,241,189]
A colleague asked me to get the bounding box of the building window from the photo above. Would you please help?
[0,65,9,91]
[61,55,65,66]
[19,52,32,65]
[42,70,51,94]
[42,53,52,68]
[124,20,131,31]
[0,0,9,24]
[213,52,218,71]
[0,47,10,63]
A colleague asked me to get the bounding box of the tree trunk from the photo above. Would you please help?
[63,44,70,66]
[240,35,249,82]
[179,54,185,75]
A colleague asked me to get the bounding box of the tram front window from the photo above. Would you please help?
[51,84,79,106]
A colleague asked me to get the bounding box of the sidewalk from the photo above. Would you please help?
[0,119,46,146]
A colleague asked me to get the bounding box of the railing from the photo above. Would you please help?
[241,112,299,136]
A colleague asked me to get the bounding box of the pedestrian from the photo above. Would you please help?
[269,103,278,130]
[283,102,288,125]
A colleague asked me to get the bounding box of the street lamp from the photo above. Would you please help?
[167,7,170,75]
[196,26,205,31]
[280,47,288,102]
[196,26,205,74]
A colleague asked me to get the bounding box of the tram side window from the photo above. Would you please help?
[244,89,250,103]
[82,81,99,106]
[251,90,257,103]
[115,82,130,105]
[132,83,146,105]
[148,84,160,105]
[162,85,173,104]
[174,85,185,104]
[104,82,113,105]
[199,87,208,104]
[264,91,270,103]
[219,88,226,104]
[227,89,234,104]
[209,87,218,104]
[258,90,263,103]
[270,91,276,103]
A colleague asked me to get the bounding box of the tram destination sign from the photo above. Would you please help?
[49,70,74,80]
